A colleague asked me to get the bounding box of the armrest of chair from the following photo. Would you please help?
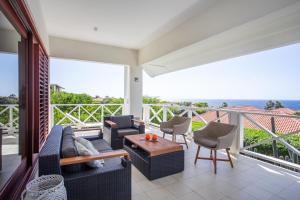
[60,150,129,166]
[105,120,118,128]
[132,119,144,125]
[160,121,171,129]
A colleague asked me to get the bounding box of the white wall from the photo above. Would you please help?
[0,29,20,53]
[49,36,138,67]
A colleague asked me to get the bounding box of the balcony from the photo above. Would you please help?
[2,103,300,199]
[51,104,300,199]
[2,0,300,199]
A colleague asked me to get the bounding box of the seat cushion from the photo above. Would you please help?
[110,115,132,129]
[117,128,139,137]
[161,128,174,134]
[194,136,218,148]
[91,139,112,153]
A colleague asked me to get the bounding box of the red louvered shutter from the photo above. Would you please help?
[34,44,49,152]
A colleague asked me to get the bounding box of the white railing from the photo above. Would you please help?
[2,103,300,171]
[50,104,124,129]
[143,104,300,171]
[0,104,19,134]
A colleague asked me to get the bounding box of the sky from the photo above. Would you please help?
[50,59,124,98]
[0,53,18,97]
[144,43,300,100]
[1,43,300,100]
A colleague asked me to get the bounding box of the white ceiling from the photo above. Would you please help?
[40,0,209,49]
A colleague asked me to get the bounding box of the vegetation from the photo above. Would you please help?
[244,128,300,162]
[51,91,93,104]
[192,121,206,131]
[221,102,228,108]
[294,112,300,116]
[194,102,208,108]
[0,94,18,104]
[264,100,284,110]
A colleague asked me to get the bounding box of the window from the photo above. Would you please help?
[0,10,24,190]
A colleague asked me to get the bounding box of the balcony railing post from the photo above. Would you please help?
[143,105,150,126]
[162,105,167,122]
[188,107,193,137]
[8,105,14,134]
[216,110,220,122]
[229,112,243,155]
[101,105,104,125]
[50,105,54,127]
[78,105,81,121]
[271,116,279,158]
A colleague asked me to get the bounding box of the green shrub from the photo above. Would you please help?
[244,128,300,161]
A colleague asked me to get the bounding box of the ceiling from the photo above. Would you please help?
[40,0,210,49]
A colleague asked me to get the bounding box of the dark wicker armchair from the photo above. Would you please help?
[103,115,145,149]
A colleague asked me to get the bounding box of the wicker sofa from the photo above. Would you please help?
[39,125,131,200]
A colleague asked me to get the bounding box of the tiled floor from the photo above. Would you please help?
[131,140,300,200]
[76,129,300,200]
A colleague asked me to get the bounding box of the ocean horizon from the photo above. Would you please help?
[171,99,300,110]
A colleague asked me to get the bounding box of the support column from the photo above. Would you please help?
[229,112,244,155]
[124,65,143,118]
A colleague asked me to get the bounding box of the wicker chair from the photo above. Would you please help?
[103,115,145,149]
[160,116,191,148]
[193,121,237,174]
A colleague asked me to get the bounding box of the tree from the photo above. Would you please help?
[0,94,19,104]
[143,96,161,104]
[275,101,284,109]
[221,102,228,108]
[51,91,93,104]
[179,101,192,107]
[194,102,208,107]
[265,100,275,110]
[294,112,300,116]
[264,100,284,110]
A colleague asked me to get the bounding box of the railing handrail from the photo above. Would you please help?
[51,103,124,106]
[142,104,300,119]
[2,103,299,119]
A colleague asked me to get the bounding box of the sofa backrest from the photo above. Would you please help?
[39,125,64,176]
[110,115,133,129]
[61,126,82,173]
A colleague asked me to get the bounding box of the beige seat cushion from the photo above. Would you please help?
[161,128,174,134]
[194,136,218,148]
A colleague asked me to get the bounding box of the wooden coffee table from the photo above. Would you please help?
[124,134,184,180]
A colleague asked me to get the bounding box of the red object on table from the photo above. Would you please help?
[152,133,157,141]
[145,133,150,140]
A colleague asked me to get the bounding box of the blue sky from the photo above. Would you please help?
[0,53,18,96]
[1,43,300,100]
[144,43,300,100]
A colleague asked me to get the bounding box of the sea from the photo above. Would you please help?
[179,99,300,110]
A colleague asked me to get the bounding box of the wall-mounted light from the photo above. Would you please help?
[134,77,139,82]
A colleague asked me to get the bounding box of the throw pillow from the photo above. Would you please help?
[74,141,103,168]
[73,137,99,154]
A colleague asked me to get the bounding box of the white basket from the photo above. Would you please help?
[22,175,67,200]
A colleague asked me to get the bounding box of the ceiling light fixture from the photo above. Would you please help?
[93,27,98,32]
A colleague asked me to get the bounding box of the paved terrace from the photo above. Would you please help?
[76,130,300,200]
